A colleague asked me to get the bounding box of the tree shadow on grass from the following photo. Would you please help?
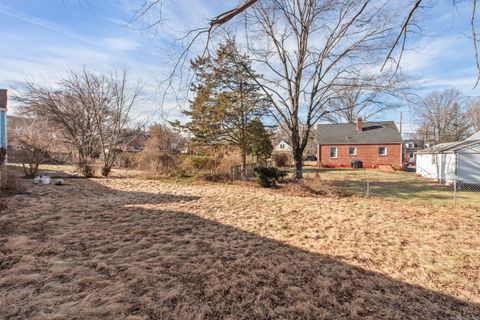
[1,179,479,319]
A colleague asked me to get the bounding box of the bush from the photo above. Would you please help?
[0,170,27,196]
[77,158,98,178]
[135,149,181,176]
[282,173,354,198]
[176,154,240,182]
[176,156,220,176]
[254,167,287,188]
[272,153,291,167]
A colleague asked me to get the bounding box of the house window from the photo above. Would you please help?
[407,143,414,149]
[348,147,357,156]
[378,147,387,156]
[409,152,414,159]
[329,147,337,159]
[280,143,285,149]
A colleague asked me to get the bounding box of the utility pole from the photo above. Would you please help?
[399,111,403,166]
[399,112,403,137]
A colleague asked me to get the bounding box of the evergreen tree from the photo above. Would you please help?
[247,118,273,163]
[185,39,268,179]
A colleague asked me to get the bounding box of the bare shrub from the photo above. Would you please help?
[77,159,98,178]
[0,198,8,212]
[272,153,291,167]
[282,174,354,198]
[134,124,184,176]
[177,156,219,176]
[176,155,240,182]
[0,170,27,196]
[10,117,58,178]
[136,150,180,176]
[216,154,241,175]
[0,148,6,166]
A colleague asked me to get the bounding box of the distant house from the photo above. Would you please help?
[416,134,480,184]
[404,140,416,164]
[316,117,403,168]
[403,140,433,165]
[0,89,7,166]
[273,139,293,153]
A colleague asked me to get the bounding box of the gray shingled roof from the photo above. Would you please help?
[316,121,402,145]
[0,89,6,110]
[417,140,480,154]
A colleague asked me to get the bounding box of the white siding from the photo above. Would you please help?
[457,144,480,183]
[416,153,456,182]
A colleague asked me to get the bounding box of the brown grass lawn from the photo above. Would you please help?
[1,174,479,319]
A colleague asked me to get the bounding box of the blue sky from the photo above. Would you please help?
[0,0,479,133]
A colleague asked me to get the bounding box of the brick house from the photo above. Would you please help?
[316,117,403,168]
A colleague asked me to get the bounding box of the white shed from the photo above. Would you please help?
[416,139,480,184]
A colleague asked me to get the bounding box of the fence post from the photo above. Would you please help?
[366,176,370,197]
[453,178,457,206]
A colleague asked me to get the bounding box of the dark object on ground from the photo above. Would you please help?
[350,160,363,169]
[304,155,317,161]
[254,167,287,188]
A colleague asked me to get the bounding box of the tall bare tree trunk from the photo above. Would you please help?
[241,148,247,180]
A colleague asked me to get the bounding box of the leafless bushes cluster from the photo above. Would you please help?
[9,118,59,178]
[0,170,27,211]
[124,124,239,181]
[134,152,238,182]
[14,68,139,177]
[282,173,355,198]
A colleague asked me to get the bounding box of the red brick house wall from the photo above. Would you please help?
[317,143,402,168]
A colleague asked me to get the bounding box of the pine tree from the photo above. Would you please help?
[247,118,273,163]
[185,39,268,179]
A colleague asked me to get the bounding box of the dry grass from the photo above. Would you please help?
[0,176,479,319]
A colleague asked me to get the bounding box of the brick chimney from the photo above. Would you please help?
[356,116,363,132]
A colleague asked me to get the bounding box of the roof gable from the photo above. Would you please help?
[466,131,480,141]
[316,121,402,145]
[417,140,480,154]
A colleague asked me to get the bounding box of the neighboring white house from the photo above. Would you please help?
[416,137,480,184]
[273,140,293,153]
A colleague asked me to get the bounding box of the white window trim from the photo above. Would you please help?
[348,147,357,156]
[378,146,388,156]
[329,147,338,159]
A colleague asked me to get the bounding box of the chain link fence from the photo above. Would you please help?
[230,161,274,181]
[230,162,480,206]
[287,168,480,206]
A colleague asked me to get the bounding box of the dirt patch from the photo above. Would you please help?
[0,177,479,319]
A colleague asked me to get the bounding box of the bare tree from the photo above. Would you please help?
[67,69,141,176]
[467,100,480,131]
[324,73,412,124]
[416,89,473,143]
[128,1,480,88]
[238,0,399,178]
[147,123,186,152]
[10,117,57,178]
[14,68,139,177]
